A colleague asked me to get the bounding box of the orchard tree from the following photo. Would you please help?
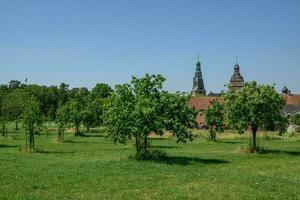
[291,113,300,126]
[57,83,70,105]
[224,82,285,151]
[68,93,85,136]
[56,104,70,142]
[81,97,103,132]
[0,91,8,137]
[1,89,26,130]
[8,80,21,90]
[204,101,224,141]
[22,97,43,152]
[91,83,113,99]
[104,74,197,153]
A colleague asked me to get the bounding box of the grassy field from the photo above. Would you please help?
[0,124,300,200]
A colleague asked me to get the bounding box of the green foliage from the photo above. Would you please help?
[224,82,285,151]
[67,94,85,136]
[56,104,70,142]
[291,113,300,126]
[91,83,113,99]
[104,74,197,153]
[22,97,43,152]
[0,91,8,137]
[275,115,288,136]
[204,101,224,141]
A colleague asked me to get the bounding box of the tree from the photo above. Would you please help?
[0,91,8,137]
[8,80,21,90]
[22,97,43,152]
[91,83,113,99]
[224,82,285,151]
[56,104,70,142]
[1,89,26,130]
[81,97,103,132]
[104,74,197,153]
[291,113,300,126]
[204,101,224,141]
[57,83,70,105]
[67,93,85,136]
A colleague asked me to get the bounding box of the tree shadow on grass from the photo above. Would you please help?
[159,156,230,166]
[63,140,88,144]
[217,141,245,144]
[149,138,166,141]
[151,145,179,149]
[0,144,18,148]
[78,133,104,138]
[261,149,300,156]
[36,150,75,154]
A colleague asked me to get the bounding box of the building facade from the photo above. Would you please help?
[188,59,300,126]
[229,63,244,91]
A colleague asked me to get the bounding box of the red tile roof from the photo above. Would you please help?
[283,94,300,105]
[188,97,224,125]
[188,94,300,125]
[188,97,224,111]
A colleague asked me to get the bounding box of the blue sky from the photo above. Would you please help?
[1,0,299,93]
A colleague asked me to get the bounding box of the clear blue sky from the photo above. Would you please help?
[1,0,299,93]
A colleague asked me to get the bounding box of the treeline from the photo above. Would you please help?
[0,80,113,147]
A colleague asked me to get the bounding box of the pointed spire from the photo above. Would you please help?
[235,56,238,65]
[192,55,206,96]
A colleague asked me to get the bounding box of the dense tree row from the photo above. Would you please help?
[0,80,113,150]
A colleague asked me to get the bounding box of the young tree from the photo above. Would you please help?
[291,113,300,126]
[224,82,285,151]
[57,82,70,105]
[1,89,26,130]
[204,101,224,141]
[104,74,197,153]
[0,92,8,137]
[56,104,70,142]
[22,97,43,152]
[67,94,85,136]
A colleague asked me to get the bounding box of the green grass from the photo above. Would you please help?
[0,125,300,200]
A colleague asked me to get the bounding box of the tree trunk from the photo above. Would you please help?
[210,126,216,141]
[29,132,34,151]
[62,129,64,142]
[1,124,5,137]
[58,127,62,142]
[135,134,140,152]
[25,132,28,152]
[87,124,90,132]
[144,136,148,149]
[15,121,19,130]
[75,122,80,136]
[252,127,258,151]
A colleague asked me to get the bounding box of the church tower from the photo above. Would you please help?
[192,57,206,96]
[230,59,244,91]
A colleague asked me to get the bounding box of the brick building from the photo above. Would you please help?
[188,59,300,125]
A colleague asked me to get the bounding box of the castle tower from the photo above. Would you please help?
[230,60,244,91]
[192,57,206,96]
[282,83,291,95]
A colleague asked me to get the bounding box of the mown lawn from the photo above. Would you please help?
[0,126,300,200]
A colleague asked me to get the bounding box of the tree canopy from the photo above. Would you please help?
[204,101,224,141]
[224,81,286,151]
[104,74,197,152]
